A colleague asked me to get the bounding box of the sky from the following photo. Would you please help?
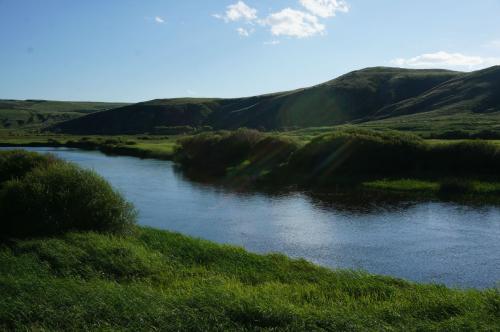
[1,0,500,102]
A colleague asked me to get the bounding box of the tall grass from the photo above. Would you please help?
[0,149,57,183]
[0,228,498,331]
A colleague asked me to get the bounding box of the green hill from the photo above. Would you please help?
[0,100,129,131]
[373,66,500,119]
[51,67,462,134]
[356,66,500,137]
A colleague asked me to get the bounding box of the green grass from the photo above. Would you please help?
[363,179,440,192]
[0,134,180,160]
[363,179,500,194]
[1,227,499,331]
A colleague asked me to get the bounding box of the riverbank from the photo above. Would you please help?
[1,150,499,330]
[2,129,500,202]
[0,134,178,160]
[176,128,500,203]
[1,227,499,331]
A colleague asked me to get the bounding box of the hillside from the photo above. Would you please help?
[0,100,129,131]
[51,67,462,134]
[373,66,500,119]
[354,66,500,136]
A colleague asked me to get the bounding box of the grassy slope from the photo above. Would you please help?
[358,66,500,136]
[51,67,461,134]
[0,100,129,131]
[373,66,500,119]
[358,110,500,137]
[1,227,499,331]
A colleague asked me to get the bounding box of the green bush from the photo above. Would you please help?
[177,129,265,174]
[0,162,136,238]
[428,141,500,174]
[288,129,424,178]
[0,150,57,185]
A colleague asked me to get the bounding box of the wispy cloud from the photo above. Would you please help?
[299,0,349,18]
[237,27,254,37]
[154,16,165,24]
[391,51,500,70]
[214,0,348,39]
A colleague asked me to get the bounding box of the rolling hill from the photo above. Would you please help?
[373,66,500,119]
[51,67,465,134]
[0,100,129,131]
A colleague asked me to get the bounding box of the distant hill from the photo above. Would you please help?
[0,100,129,130]
[52,67,468,134]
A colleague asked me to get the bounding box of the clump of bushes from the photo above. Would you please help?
[288,129,424,178]
[428,141,500,174]
[177,129,256,174]
[177,129,298,175]
[175,128,500,187]
[0,151,136,239]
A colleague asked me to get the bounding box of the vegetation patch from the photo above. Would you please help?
[0,151,136,239]
[0,228,498,331]
[176,129,300,176]
[174,128,500,197]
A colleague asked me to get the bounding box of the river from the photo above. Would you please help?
[4,147,500,289]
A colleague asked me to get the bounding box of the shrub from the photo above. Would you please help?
[0,150,57,185]
[177,129,265,174]
[428,141,500,174]
[0,162,136,238]
[248,136,299,168]
[288,129,424,178]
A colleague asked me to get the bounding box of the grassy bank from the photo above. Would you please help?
[3,129,500,201]
[1,227,499,331]
[0,134,178,160]
[0,150,498,330]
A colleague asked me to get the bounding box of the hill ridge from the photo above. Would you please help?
[50,66,499,135]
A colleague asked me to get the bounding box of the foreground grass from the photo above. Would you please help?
[1,227,499,331]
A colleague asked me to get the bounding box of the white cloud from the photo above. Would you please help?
[264,8,325,38]
[214,1,349,39]
[154,16,165,24]
[215,1,257,22]
[237,27,254,37]
[299,0,349,18]
[392,51,500,70]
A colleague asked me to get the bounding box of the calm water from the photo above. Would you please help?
[5,147,500,289]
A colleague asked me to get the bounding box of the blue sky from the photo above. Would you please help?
[1,0,500,102]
